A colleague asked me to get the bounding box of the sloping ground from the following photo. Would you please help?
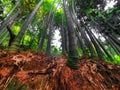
[0,51,120,90]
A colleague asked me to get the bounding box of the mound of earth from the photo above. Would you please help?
[0,51,120,90]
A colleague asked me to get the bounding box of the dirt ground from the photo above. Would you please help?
[0,51,120,90]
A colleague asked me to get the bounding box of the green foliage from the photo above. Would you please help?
[29,38,38,50]
[23,35,31,45]
[0,34,9,47]
[104,54,120,65]
[12,25,21,35]
[51,46,62,55]
[42,39,47,52]
[6,79,27,90]
[54,8,63,25]
[35,0,55,20]
[113,55,120,65]
[0,44,7,50]
[5,4,12,13]
[77,47,83,56]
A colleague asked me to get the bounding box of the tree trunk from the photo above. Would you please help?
[0,9,21,34]
[63,0,79,69]
[38,0,56,53]
[74,28,87,55]
[60,13,66,55]
[6,26,15,46]
[64,27,69,53]
[70,1,96,57]
[46,23,53,55]
[9,0,44,53]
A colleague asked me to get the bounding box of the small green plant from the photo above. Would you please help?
[6,79,27,90]
[113,55,120,65]
[104,55,120,65]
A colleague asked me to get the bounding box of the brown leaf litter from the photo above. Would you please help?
[0,51,120,90]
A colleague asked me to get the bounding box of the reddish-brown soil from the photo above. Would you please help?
[0,51,120,90]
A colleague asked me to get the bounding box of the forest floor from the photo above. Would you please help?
[0,50,120,90]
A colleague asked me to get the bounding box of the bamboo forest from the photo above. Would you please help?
[0,0,120,89]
